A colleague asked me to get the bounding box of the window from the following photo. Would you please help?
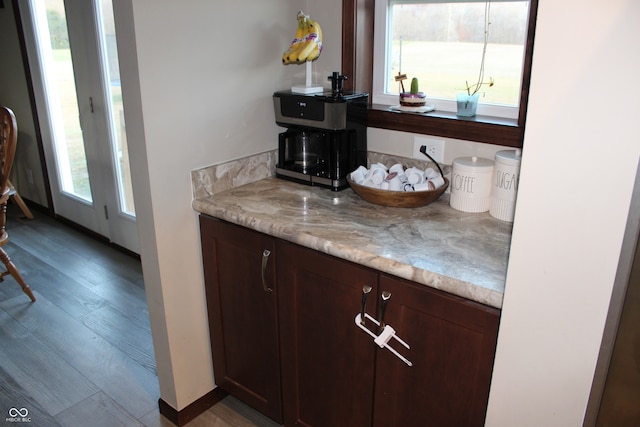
[341,0,538,148]
[373,0,530,119]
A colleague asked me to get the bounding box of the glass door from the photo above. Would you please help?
[20,0,138,253]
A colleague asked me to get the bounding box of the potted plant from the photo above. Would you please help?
[399,77,427,107]
[457,1,494,117]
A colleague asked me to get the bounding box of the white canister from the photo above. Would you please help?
[490,149,522,222]
[450,156,494,213]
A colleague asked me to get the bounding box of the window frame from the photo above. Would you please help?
[341,0,538,148]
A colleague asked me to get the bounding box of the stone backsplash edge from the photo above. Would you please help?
[191,150,452,198]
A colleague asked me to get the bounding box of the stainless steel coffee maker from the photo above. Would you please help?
[273,72,368,191]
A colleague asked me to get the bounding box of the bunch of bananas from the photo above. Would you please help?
[282,11,323,65]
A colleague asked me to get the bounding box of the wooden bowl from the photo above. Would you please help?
[347,176,449,208]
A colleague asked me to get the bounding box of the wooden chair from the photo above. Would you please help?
[0,106,35,302]
[8,179,34,220]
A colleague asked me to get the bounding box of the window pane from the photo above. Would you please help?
[97,0,135,217]
[36,0,92,202]
[386,1,528,107]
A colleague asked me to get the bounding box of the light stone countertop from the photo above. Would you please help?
[192,176,513,309]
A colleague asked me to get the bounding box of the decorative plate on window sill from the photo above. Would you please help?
[389,104,436,114]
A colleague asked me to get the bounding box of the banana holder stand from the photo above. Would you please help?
[355,286,413,367]
[292,61,322,94]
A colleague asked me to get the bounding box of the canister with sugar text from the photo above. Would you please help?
[490,149,522,222]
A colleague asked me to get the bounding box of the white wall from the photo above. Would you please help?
[368,127,511,164]
[485,0,640,425]
[112,0,342,410]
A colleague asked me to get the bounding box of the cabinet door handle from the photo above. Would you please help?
[379,291,391,331]
[261,249,273,293]
[360,285,373,325]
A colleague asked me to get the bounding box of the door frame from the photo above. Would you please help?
[14,0,139,253]
[12,0,55,216]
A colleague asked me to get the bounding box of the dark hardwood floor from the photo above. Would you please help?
[0,203,279,427]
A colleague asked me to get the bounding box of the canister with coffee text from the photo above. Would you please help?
[490,149,522,222]
[450,156,494,213]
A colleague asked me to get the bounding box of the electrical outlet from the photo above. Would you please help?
[413,136,445,164]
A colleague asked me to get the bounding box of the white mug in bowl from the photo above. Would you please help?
[406,168,424,185]
[424,168,440,179]
[368,167,387,184]
[413,182,432,192]
[362,178,378,188]
[351,168,366,184]
[389,163,404,175]
[429,176,446,189]
[387,175,403,191]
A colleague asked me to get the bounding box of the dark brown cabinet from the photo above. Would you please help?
[199,216,282,423]
[199,215,500,426]
[276,241,378,427]
[372,275,500,427]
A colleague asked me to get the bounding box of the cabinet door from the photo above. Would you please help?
[373,275,500,427]
[277,241,378,427]
[199,216,282,423]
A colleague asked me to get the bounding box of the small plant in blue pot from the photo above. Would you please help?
[457,1,495,117]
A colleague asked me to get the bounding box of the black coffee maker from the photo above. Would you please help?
[273,72,368,191]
